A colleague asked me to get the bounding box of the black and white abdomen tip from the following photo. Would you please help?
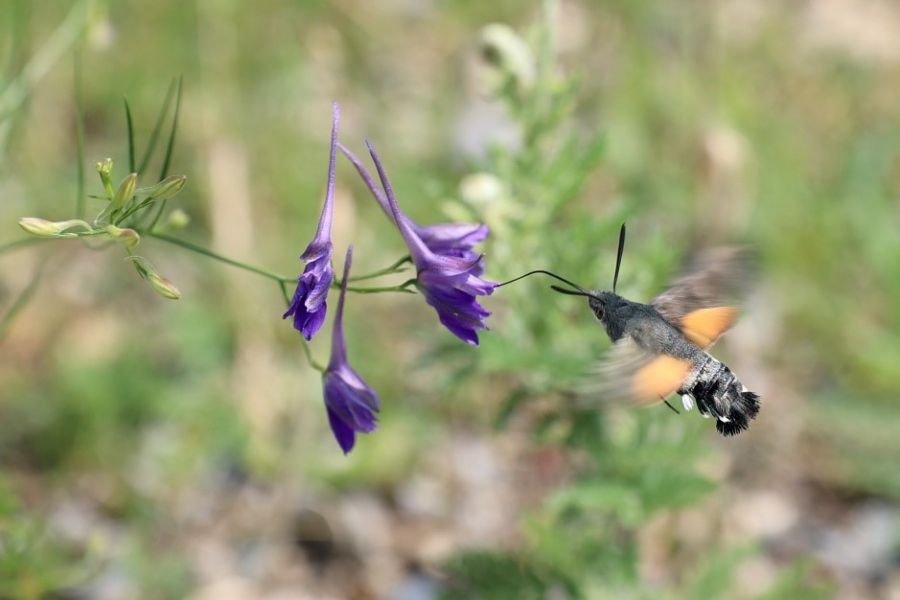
[679,356,761,436]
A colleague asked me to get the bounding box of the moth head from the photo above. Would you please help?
[588,291,614,322]
[495,224,628,327]
[551,223,628,322]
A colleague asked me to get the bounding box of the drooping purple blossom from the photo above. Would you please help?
[365,141,497,345]
[284,102,340,340]
[323,246,380,454]
[336,142,488,265]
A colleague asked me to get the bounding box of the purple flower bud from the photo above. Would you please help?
[323,246,380,454]
[284,102,340,340]
[365,141,497,345]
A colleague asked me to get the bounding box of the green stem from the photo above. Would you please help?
[348,255,411,282]
[300,338,325,372]
[145,231,294,283]
[278,280,291,306]
[338,278,417,294]
[147,231,417,294]
[74,46,85,219]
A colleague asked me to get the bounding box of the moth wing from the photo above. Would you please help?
[651,246,752,347]
[581,336,692,407]
[680,306,738,349]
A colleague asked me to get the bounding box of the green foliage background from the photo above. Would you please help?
[2,0,899,598]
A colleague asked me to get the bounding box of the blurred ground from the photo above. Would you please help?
[2,0,900,598]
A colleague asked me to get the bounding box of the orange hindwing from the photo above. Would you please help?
[680,306,737,349]
[632,355,692,401]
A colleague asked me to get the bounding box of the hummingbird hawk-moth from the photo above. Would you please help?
[500,225,760,436]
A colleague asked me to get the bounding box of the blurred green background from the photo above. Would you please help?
[2,0,900,598]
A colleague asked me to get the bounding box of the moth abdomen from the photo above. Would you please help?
[715,389,760,436]
[680,355,760,436]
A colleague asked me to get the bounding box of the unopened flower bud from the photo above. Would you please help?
[143,175,187,201]
[18,217,62,236]
[18,217,92,237]
[167,208,190,229]
[105,225,140,247]
[127,255,182,300]
[111,173,138,211]
[96,158,114,197]
[148,272,181,300]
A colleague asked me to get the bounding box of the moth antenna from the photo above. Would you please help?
[612,223,626,293]
[497,269,589,294]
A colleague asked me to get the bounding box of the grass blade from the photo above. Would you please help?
[147,76,183,231]
[0,0,92,157]
[136,78,176,175]
[74,47,85,218]
[158,75,182,181]
[124,97,135,173]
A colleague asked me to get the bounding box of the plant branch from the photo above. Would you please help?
[348,255,411,281]
[145,231,294,283]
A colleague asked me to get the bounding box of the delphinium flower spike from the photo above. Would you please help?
[284,102,340,340]
[336,142,488,266]
[322,246,380,454]
[365,141,496,345]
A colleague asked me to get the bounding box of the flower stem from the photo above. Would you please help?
[300,337,325,372]
[348,255,411,282]
[149,231,414,295]
[338,278,417,294]
[145,231,295,283]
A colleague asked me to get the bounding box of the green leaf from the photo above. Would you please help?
[441,551,547,600]
[124,96,136,173]
[158,75,183,182]
[137,78,177,175]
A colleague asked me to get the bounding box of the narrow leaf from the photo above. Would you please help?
[136,78,176,175]
[74,46,85,218]
[147,76,183,231]
[124,97,135,173]
[158,75,182,181]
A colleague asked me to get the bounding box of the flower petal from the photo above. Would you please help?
[338,143,490,258]
[300,305,327,341]
[414,222,489,252]
[324,371,379,432]
[326,406,356,454]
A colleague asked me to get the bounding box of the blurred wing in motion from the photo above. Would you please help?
[679,306,738,349]
[579,336,692,407]
[651,247,752,348]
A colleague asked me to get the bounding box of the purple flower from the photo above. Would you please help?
[365,141,497,345]
[284,102,340,340]
[336,142,488,264]
[415,222,489,258]
[323,246,380,454]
